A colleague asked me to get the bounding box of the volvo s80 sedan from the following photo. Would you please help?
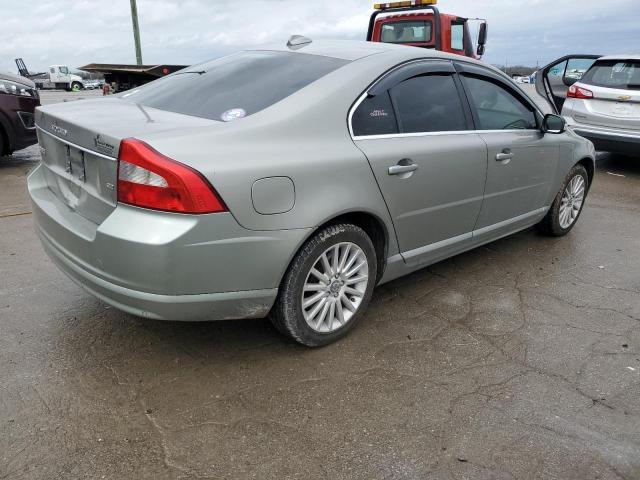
[29,39,595,346]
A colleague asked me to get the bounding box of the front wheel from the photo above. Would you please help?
[71,82,82,92]
[537,164,589,236]
[271,223,377,347]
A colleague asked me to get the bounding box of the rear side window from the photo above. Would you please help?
[380,21,433,43]
[451,23,464,51]
[581,60,640,90]
[462,75,537,130]
[391,74,467,133]
[352,92,398,136]
[120,51,349,121]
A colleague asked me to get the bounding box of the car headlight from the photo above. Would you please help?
[0,79,37,97]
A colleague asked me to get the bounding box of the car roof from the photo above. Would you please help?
[597,53,640,61]
[254,38,481,64]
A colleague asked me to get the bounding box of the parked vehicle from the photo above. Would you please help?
[15,59,84,91]
[83,80,101,90]
[536,54,640,156]
[367,0,488,59]
[0,72,39,155]
[29,39,595,346]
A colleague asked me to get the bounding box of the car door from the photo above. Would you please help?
[455,62,560,241]
[535,55,601,113]
[351,61,488,267]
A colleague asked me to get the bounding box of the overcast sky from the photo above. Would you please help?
[2,0,639,74]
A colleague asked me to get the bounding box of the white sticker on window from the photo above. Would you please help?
[221,108,246,122]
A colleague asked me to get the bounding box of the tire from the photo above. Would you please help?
[537,164,589,236]
[71,82,82,92]
[0,130,5,156]
[271,223,377,347]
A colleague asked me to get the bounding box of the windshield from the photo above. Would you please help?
[581,60,640,90]
[120,51,349,121]
[380,21,433,43]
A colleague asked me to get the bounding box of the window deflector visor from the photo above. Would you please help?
[368,61,455,96]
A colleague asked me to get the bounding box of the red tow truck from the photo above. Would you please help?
[367,0,488,59]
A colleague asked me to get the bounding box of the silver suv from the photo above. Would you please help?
[537,54,640,156]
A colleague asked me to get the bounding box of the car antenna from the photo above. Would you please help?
[287,35,312,50]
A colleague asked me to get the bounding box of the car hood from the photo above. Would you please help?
[0,72,36,88]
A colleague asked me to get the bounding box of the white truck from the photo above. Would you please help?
[15,59,85,91]
[40,65,85,91]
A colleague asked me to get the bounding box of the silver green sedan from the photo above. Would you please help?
[28,39,595,346]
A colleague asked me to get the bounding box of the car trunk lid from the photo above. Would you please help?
[35,98,217,226]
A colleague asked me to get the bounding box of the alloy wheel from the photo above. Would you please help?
[559,174,585,229]
[301,242,369,333]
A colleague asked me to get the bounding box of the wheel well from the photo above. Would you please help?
[0,123,8,156]
[319,212,388,283]
[577,158,594,188]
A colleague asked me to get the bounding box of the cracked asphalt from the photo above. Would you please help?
[1,90,640,480]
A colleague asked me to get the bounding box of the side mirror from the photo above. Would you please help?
[476,23,487,57]
[563,76,579,87]
[478,22,488,46]
[542,114,566,134]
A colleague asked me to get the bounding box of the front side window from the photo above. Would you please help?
[352,92,398,136]
[581,60,640,89]
[451,23,464,51]
[462,75,537,130]
[380,21,433,44]
[391,74,467,133]
[120,51,349,121]
[59,67,69,74]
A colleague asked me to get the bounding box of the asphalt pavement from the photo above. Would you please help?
[1,89,639,480]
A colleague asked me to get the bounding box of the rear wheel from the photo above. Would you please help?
[537,164,589,236]
[271,223,377,347]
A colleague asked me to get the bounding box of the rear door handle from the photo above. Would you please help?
[388,163,418,175]
[495,149,514,162]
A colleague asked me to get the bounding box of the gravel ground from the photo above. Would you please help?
[1,89,639,480]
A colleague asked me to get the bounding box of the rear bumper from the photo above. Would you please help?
[28,164,310,321]
[566,120,640,156]
[39,227,278,321]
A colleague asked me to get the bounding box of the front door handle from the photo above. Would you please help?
[496,149,514,162]
[388,162,418,176]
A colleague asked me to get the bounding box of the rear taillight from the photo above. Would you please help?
[567,84,594,99]
[117,139,227,214]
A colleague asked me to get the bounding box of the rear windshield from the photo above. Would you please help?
[580,60,640,90]
[380,21,433,44]
[119,51,349,121]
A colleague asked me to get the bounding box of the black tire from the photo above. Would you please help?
[537,164,589,236]
[71,82,82,91]
[0,130,5,156]
[271,223,377,347]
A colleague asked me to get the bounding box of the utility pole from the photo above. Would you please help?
[130,0,143,66]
